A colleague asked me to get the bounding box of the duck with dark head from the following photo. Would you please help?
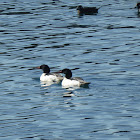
[77,5,99,16]
[58,68,90,88]
[36,64,63,83]
[135,2,140,13]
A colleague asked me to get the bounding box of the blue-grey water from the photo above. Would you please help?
[0,0,140,139]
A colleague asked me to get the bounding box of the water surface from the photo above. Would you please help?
[0,0,140,139]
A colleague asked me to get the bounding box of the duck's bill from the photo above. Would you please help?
[55,70,63,73]
[36,66,41,69]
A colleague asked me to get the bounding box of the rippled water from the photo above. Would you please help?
[0,0,140,139]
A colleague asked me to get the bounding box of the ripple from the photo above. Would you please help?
[0,11,32,15]
[106,25,136,29]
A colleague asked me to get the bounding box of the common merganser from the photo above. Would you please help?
[77,5,99,15]
[58,68,90,88]
[36,64,63,82]
[135,3,140,13]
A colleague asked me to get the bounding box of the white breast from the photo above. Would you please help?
[62,77,80,88]
[40,73,59,82]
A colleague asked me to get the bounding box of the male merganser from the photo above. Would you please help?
[77,5,99,15]
[135,2,140,13]
[36,64,63,82]
[58,68,90,88]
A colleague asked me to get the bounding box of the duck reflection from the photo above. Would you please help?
[40,80,61,87]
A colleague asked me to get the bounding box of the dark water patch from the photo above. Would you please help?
[134,65,140,67]
[24,44,39,49]
[94,62,102,64]
[64,43,70,46]
[19,66,29,69]
[85,61,93,63]
[121,115,133,118]
[83,49,93,54]
[83,117,93,120]
[125,43,135,45]
[56,24,92,29]
[0,42,5,44]
[17,37,40,42]
[113,131,130,134]
[29,67,37,70]
[100,48,112,51]
[9,65,18,68]
[21,136,35,139]
[45,45,65,48]
[21,57,37,60]
[63,93,73,97]
[132,53,139,55]
[106,25,136,29]
[54,18,62,21]
[0,12,32,15]
[91,129,109,133]
[117,84,127,86]
[18,30,33,32]
[3,54,11,57]
[69,6,77,9]
[41,0,61,5]
[0,10,5,13]
[86,35,94,38]
[114,59,120,61]
[2,32,15,35]
[35,25,46,29]
[67,24,91,29]
[4,80,14,82]
[109,63,119,65]
[6,7,15,10]
[109,70,126,74]
[47,33,70,37]
[0,52,7,54]
[0,30,7,32]
[101,47,111,50]
[61,5,69,8]
[6,92,15,95]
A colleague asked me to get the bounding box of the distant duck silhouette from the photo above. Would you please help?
[77,5,99,15]
[135,2,140,13]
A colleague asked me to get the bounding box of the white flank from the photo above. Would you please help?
[62,77,80,88]
[40,73,59,82]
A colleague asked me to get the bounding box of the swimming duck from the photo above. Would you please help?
[58,68,90,88]
[36,64,63,82]
[135,2,140,13]
[77,5,99,15]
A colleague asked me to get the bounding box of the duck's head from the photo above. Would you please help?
[136,3,140,8]
[77,5,84,10]
[36,64,50,74]
[135,3,140,13]
[135,3,140,10]
[58,69,72,79]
